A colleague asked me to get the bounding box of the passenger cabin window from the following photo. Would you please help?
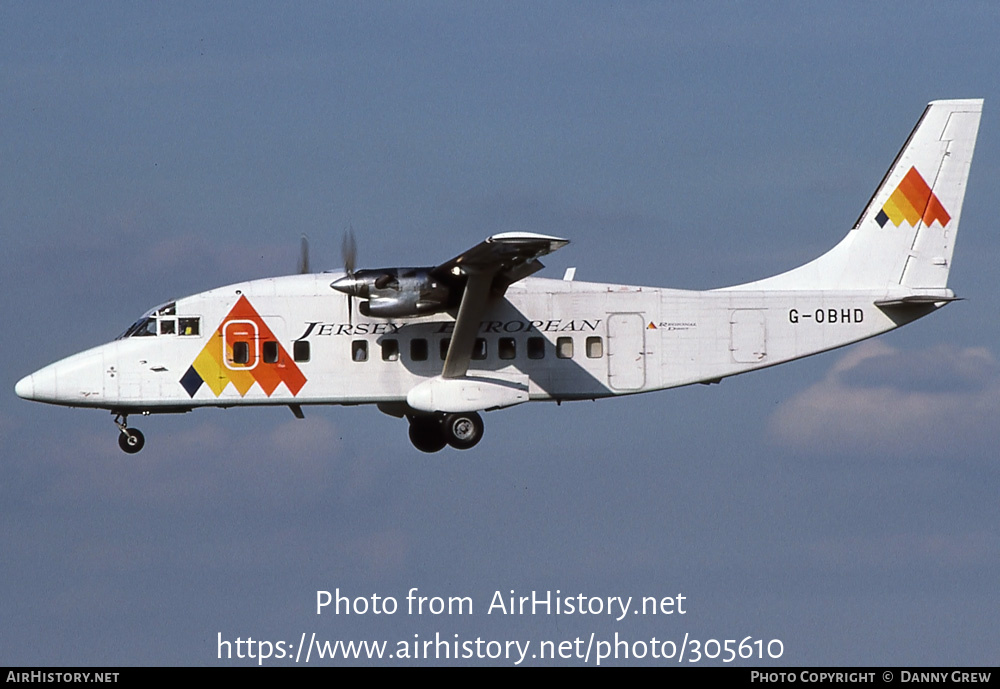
[498,338,516,360]
[262,341,279,364]
[293,340,310,362]
[586,336,603,358]
[439,338,451,361]
[352,340,368,362]
[411,339,428,361]
[382,339,399,361]
[556,337,574,359]
[232,341,250,365]
[472,338,487,360]
[527,337,545,359]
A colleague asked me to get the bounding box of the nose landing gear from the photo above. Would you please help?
[113,413,145,454]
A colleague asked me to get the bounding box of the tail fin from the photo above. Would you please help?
[731,99,982,291]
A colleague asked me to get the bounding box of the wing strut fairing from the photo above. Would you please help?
[436,232,569,378]
[442,270,493,379]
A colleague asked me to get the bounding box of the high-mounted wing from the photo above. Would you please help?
[432,232,570,295]
[435,232,568,378]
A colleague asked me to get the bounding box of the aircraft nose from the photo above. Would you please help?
[15,365,57,402]
[14,374,34,400]
[14,350,102,405]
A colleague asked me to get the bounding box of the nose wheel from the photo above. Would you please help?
[113,413,145,454]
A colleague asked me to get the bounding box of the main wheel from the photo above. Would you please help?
[408,417,446,453]
[443,412,484,450]
[118,428,145,454]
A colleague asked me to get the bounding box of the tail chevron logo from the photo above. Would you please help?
[875,166,951,228]
[180,296,306,398]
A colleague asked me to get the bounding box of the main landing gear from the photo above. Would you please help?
[113,413,145,454]
[107,409,484,455]
[407,412,484,453]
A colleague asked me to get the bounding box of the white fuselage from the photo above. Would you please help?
[16,273,924,412]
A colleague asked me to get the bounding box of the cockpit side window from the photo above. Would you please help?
[118,302,199,340]
[119,316,150,339]
[178,317,200,336]
[119,314,201,339]
[126,317,158,337]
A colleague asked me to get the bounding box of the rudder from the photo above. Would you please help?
[878,100,982,288]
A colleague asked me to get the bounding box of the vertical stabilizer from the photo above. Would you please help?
[729,99,982,291]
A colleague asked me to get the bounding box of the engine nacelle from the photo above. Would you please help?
[331,267,452,318]
[360,294,447,318]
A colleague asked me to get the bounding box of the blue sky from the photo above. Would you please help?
[2,2,998,665]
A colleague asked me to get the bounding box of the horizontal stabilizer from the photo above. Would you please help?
[874,295,962,307]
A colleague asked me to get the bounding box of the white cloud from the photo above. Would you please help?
[769,341,1000,458]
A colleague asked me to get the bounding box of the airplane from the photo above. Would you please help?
[15,99,982,454]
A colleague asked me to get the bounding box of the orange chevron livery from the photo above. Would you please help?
[875,166,951,228]
[180,296,306,398]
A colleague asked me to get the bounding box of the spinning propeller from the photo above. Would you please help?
[334,227,359,324]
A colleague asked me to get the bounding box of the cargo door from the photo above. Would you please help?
[730,310,767,363]
[607,313,646,391]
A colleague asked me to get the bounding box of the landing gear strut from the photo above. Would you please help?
[407,412,484,452]
[113,413,145,454]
